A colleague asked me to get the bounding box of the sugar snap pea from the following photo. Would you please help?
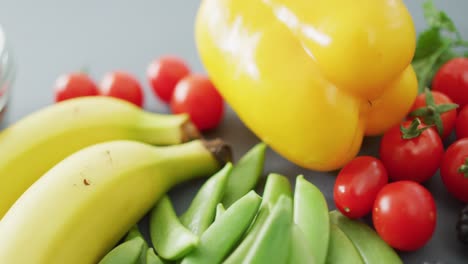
[224,173,292,263]
[180,191,262,264]
[222,142,266,208]
[294,175,330,264]
[243,195,293,264]
[214,203,226,222]
[98,236,146,264]
[146,248,165,264]
[329,210,402,264]
[125,225,145,242]
[325,223,364,264]
[260,173,292,209]
[180,163,232,236]
[150,195,199,261]
[288,224,317,264]
[124,225,149,263]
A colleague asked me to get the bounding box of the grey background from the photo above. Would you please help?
[1,0,467,263]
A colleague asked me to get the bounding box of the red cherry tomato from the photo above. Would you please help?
[170,74,224,131]
[54,72,99,103]
[372,181,436,251]
[408,90,458,139]
[379,118,444,183]
[147,56,191,103]
[440,138,468,203]
[100,71,144,107]
[432,57,468,109]
[455,105,468,139]
[333,156,388,219]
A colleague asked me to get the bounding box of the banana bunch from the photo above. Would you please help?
[0,96,200,219]
[0,96,230,263]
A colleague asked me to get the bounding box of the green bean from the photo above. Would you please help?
[149,195,199,261]
[294,175,330,264]
[181,191,262,264]
[223,173,292,263]
[243,195,293,264]
[180,163,232,236]
[222,143,266,208]
[98,236,146,264]
[146,248,165,264]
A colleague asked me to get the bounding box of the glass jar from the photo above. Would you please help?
[0,25,15,122]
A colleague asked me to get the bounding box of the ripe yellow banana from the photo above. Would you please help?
[0,139,230,264]
[0,96,200,219]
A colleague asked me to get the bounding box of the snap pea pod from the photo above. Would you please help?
[223,207,270,264]
[98,236,146,264]
[214,203,226,221]
[224,173,292,263]
[222,143,266,208]
[181,191,262,264]
[150,195,199,261]
[329,210,402,264]
[180,163,232,236]
[294,175,330,264]
[125,225,145,242]
[288,224,317,264]
[243,195,293,264]
[124,225,149,263]
[260,173,293,209]
[146,248,165,264]
[325,223,364,264]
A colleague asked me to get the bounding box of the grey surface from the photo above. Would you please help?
[1,0,467,263]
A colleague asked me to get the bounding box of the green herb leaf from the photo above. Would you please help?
[423,0,458,33]
[412,0,468,94]
[413,28,444,61]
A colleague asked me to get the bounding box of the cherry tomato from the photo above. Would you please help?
[408,90,458,139]
[432,57,468,109]
[372,181,436,251]
[100,71,144,107]
[147,56,191,103]
[455,105,468,139]
[170,74,224,131]
[379,118,444,183]
[54,72,99,103]
[333,156,388,219]
[440,138,468,203]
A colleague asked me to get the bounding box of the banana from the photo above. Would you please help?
[0,139,230,264]
[0,96,200,219]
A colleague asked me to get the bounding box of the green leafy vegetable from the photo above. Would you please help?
[412,0,468,93]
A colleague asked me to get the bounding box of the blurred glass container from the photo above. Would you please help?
[0,25,15,122]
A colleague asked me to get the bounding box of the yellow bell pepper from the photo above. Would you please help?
[195,0,418,171]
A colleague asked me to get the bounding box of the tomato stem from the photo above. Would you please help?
[458,159,468,178]
[408,88,459,136]
[400,118,432,139]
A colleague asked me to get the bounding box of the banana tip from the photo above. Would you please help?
[203,138,233,166]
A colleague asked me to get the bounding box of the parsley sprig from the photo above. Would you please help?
[412,0,468,93]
